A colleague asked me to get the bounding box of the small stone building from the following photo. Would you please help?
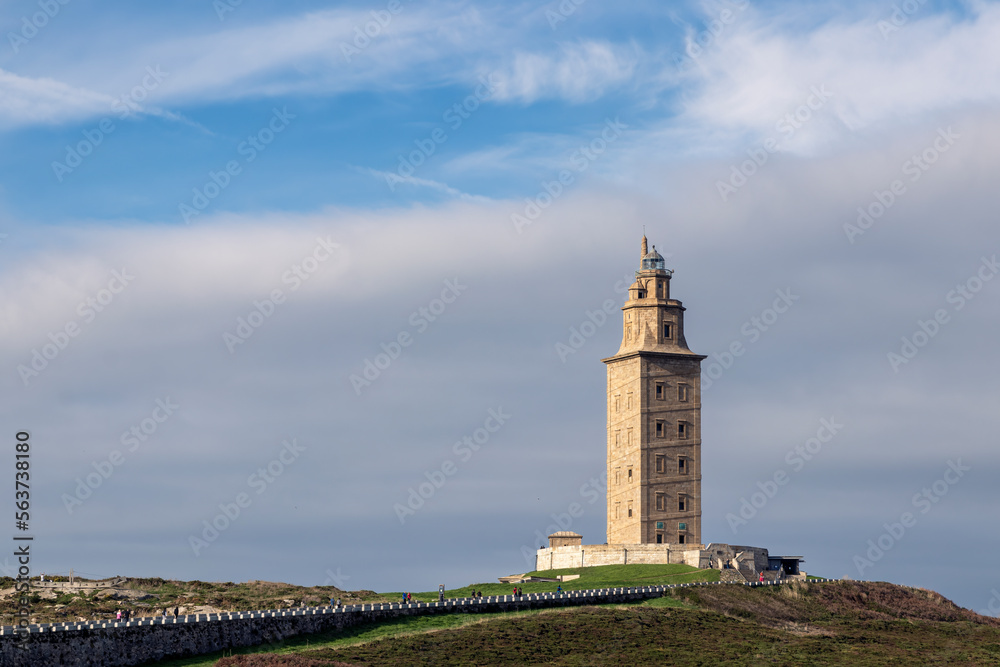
[547,531,583,548]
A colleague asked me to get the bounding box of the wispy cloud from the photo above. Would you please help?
[356,166,493,203]
[492,41,638,104]
[0,68,112,127]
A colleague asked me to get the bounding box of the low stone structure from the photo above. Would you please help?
[31,577,126,593]
[534,534,803,580]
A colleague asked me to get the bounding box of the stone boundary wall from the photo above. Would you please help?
[535,542,771,572]
[535,543,705,570]
[31,578,125,592]
[0,579,838,667]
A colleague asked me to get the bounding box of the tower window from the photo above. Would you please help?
[615,468,621,486]
[655,455,666,474]
[615,395,621,412]
[656,534,663,544]
[655,493,665,511]
[655,420,664,437]
[679,523,687,530]
[638,290,646,299]
[679,459,686,474]
[655,382,664,399]
[615,503,620,519]
[627,467,633,483]
[678,422,689,439]
[628,502,633,518]
[679,497,686,511]
[679,535,685,544]
[626,428,633,446]
[614,430,620,447]
[657,281,663,298]
[678,384,689,402]
[663,323,672,339]
[626,393,632,410]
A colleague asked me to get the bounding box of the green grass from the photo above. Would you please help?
[383,563,718,603]
[151,606,566,667]
[295,602,1000,666]
[153,564,716,666]
[141,575,1000,666]
[626,595,694,609]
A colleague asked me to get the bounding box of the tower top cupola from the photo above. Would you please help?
[641,246,666,272]
[637,236,671,276]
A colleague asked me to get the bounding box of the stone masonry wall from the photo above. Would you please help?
[535,543,705,570]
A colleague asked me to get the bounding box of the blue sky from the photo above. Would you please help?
[2,0,1000,617]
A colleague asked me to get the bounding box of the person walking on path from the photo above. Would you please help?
[174,607,179,618]
[557,585,562,594]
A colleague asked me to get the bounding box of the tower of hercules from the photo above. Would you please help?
[602,236,706,546]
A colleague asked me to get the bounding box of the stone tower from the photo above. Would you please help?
[602,236,706,546]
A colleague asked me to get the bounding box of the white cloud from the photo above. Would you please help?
[0,68,112,127]
[492,41,638,104]
[675,2,1000,153]
[355,166,494,203]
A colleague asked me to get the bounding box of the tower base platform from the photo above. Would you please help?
[535,539,803,579]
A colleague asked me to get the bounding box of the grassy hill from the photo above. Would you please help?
[1,564,716,626]
[386,563,720,602]
[137,566,1000,666]
[0,577,382,625]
